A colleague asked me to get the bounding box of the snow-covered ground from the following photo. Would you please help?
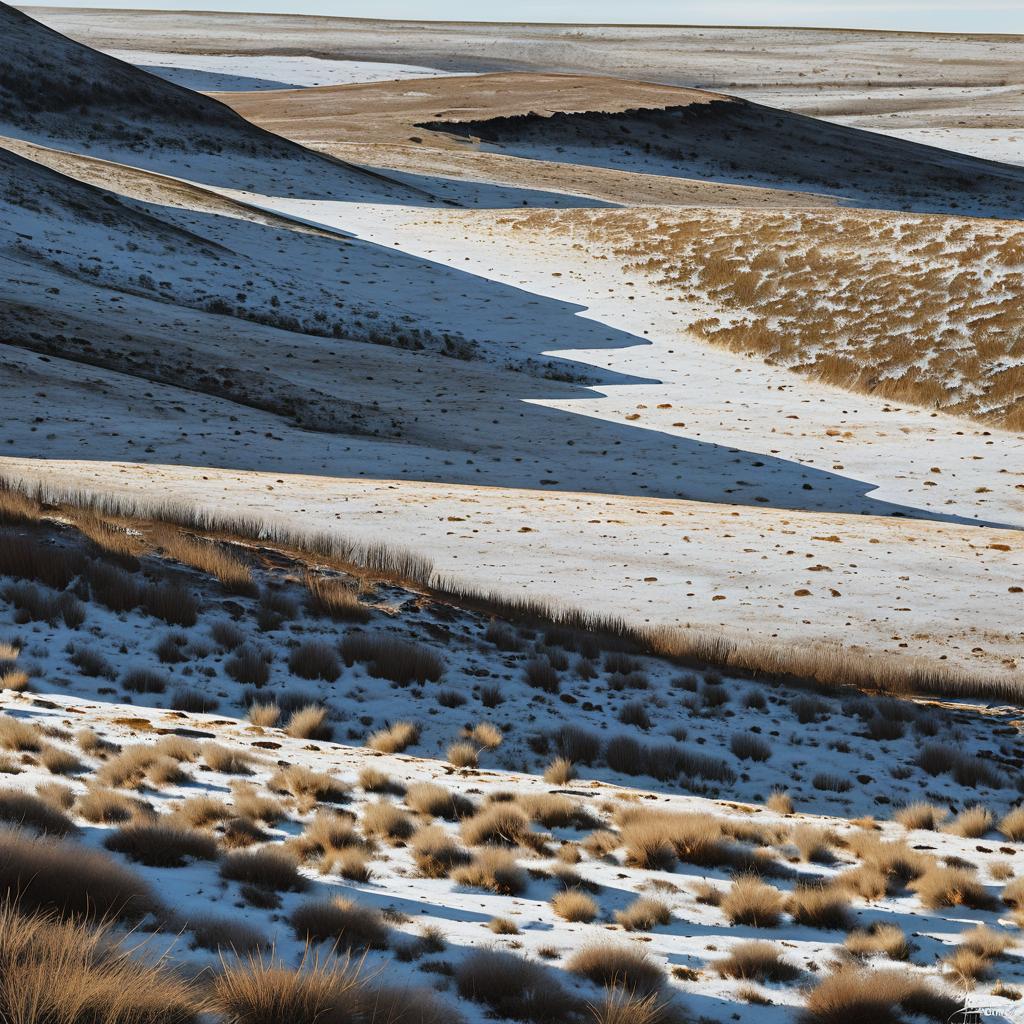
[105,50,469,92]
[2,512,1024,1021]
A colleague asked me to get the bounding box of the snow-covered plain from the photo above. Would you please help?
[105,50,468,92]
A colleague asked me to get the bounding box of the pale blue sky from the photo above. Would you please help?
[26,1,1024,33]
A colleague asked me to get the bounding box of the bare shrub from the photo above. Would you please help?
[104,822,218,868]
[615,896,671,931]
[714,940,801,981]
[551,888,598,922]
[366,720,419,754]
[568,942,665,995]
[219,849,308,892]
[453,848,527,895]
[341,634,442,685]
[290,896,389,950]
[721,875,785,927]
[456,947,579,1023]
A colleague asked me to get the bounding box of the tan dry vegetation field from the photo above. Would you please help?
[504,207,1024,429]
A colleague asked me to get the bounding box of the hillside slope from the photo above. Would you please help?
[419,77,1024,217]
[0,3,431,201]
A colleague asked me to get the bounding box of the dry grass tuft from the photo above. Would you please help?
[447,742,479,768]
[405,782,474,821]
[0,901,199,1023]
[568,941,665,996]
[304,573,371,622]
[201,742,256,775]
[844,923,911,961]
[268,765,348,805]
[103,822,218,868]
[288,641,341,682]
[284,705,333,742]
[411,825,470,878]
[0,790,77,837]
[615,897,671,932]
[721,875,786,927]
[0,829,157,922]
[456,947,579,1023]
[76,787,152,825]
[342,633,443,685]
[998,806,1024,842]
[361,800,414,842]
[461,804,531,847]
[0,715,41,752]
[290,896,390,951]
[366,720,419,754]
[800,966,960,1023]
[544,757,577,784]
[247,701,281,728]
[910,865,996,910]
[894,802,948,831]
[787,884,852,930]
[714,940,801,981]
[945,805,993,838]
[210,953,455,1024]
[187,914,267,954]
[944,946,993,988]
[219,848,308,892]
[453,848,527,895]
[551,888,599,922]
